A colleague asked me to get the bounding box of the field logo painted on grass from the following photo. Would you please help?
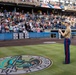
[0,55,52,75]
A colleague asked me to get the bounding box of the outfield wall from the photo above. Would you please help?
[0,32,76,40]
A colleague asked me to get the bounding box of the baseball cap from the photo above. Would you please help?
[64,19,70,24]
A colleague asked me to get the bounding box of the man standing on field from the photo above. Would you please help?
[58,19,71,64]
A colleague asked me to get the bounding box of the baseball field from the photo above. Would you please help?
[0,38,76,75]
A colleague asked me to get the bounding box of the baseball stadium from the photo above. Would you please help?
[0,0,76,75]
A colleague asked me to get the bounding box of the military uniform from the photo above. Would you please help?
[59,19,71,64]
[63,27,71,64]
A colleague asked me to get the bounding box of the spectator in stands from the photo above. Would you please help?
[0,23,1,33]
[25,22,32,32]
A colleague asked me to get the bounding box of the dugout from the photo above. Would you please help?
[50,29,59,38]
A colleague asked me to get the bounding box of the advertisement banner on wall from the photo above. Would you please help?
[19,33,24,39]
[13,33,18,39]
[24,32,29,38]
[13,32,29,40]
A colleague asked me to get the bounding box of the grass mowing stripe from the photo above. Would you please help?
[0,47,17,57]
[8,47,26,55]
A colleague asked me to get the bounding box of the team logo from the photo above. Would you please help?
[0,55,52,75]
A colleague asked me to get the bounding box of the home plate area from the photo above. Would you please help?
[43,41,56,44]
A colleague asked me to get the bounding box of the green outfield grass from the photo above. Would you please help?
[0,43,76,75]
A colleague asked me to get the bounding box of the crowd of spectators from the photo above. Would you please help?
[0,10,76,33]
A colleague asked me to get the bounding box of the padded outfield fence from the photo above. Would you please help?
[0,31,76,40]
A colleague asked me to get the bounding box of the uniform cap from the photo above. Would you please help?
[64,19,70,24]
